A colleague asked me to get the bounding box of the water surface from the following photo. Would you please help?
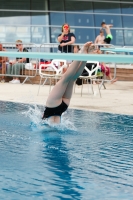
[0,101,133,200]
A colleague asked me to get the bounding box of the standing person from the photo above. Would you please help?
[0,44,8,83]
[57,23,76,71]
[58,23,76,53]
[101,22,113,44]
[94,30,105,48]
[42,41,93,124]
[7,40,29,84]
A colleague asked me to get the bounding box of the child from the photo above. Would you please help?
[94,30,105,49]
[101,22,113,44]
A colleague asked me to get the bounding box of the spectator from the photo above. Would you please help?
[94,30,105,49]
[0,44,8,83]
[100,62,117,84]
[94,49,117,83]
[57,23,76,71]
[58,23,76,53]
[7,40,29,84]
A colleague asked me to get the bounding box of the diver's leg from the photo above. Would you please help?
[46,42,92,107]
[62,61,87,105]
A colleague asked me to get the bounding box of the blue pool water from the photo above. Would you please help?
[0,101,133,200]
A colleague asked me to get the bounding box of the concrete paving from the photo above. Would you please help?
[0,81,133,116]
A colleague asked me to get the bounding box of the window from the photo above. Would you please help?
[31,27,48,43]
[31,0,47,10]
[124,30,133,45]
[49,0,65,11]
[0,11,30,25]
[65,1,93,12]
[74,28,95,43]
[31,0,48,25]
[122,16,133,28]
[50,27,61,43]
[0,0,30,10]
[31,12,48,25]
[121,3,133,14]
[93,2,121,13]
[94,14,122,28]
[50,13,65,26]
[49,0,65,25]
[114,29,124,46]
[0,0,49,43]
[66,13,94,27]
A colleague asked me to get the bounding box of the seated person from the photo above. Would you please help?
[76,45,117,85]
[95,48,117,83]
[7,40,29,84]
[0,44,9,83]
[100,62,117,83]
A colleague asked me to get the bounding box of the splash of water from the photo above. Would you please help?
[41,110,76,131]
[22,104,43,127]
[22,105,77,132]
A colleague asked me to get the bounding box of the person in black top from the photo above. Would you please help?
[57,23,76,72]
[7,40,29,84]
[58,23,76,53]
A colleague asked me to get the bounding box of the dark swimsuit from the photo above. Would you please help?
[42,101,68,120]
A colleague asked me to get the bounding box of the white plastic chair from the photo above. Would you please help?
[76,61,102,97]
[37,59,67,95]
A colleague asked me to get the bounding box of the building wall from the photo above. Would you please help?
[0,0,49,44]
[0,0,133,45]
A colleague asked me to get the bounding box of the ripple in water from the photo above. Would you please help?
[0,101,133,200]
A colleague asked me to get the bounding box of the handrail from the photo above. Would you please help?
[1,8,133,16]
[0,24,133,30]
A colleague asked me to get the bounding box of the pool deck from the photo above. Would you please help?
[0,81,133,116]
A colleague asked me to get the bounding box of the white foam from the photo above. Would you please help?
[22,105,76,132]
[22,104,43,127]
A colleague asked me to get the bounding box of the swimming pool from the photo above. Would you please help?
[0,101,133,200]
